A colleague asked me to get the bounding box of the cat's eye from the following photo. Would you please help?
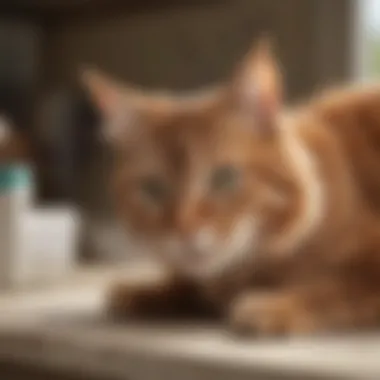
[140,177,168,203]
[210,165,240,193]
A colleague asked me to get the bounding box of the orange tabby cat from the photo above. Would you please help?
[82,40,380,336]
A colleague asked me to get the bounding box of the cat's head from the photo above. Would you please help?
[82,40,323,279]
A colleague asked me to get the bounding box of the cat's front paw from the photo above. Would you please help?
[229,291,315,336]
[105,281,159,320]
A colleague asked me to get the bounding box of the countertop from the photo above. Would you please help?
[0,263,379,380]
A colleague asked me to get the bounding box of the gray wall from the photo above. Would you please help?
[44,0,354,99]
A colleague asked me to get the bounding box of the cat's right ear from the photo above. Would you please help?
[81,68,125,118]
[81,68,138,143]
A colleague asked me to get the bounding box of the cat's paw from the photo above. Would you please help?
[105,281,159,320]
[229,291,315,336]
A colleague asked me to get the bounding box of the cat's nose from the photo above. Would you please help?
[176,206,200,239]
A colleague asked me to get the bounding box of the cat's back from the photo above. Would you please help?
[313,82,380,125]
[312,83,380,211]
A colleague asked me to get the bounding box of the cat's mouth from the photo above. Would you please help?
[173,244,254,280]
[161,244,226,279]
[161,218,257,278]
[167,245,213,271]
[182,249,216,270]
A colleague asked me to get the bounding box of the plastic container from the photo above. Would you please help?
[17,207,80,284]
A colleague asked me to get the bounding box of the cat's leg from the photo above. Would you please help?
[228,278,380,336]
[106,272,216,320]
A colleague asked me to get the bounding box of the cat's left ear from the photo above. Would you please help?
[81,68,129,118]
[232,38,282,134]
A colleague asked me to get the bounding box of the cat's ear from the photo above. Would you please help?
[81,68,139,143]
[81,68,125,117]
[232,38,282,134]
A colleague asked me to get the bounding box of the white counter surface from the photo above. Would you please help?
[0,264,378,380]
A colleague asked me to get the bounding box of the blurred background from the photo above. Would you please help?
[0,1,380,380]
[0,0,377,284]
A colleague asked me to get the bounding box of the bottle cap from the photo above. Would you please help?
[0,165,33,192]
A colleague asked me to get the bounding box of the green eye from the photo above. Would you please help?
[210,166,240,192]
[140,177,168,203]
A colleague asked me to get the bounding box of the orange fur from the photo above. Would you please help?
[83,41,380,336]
